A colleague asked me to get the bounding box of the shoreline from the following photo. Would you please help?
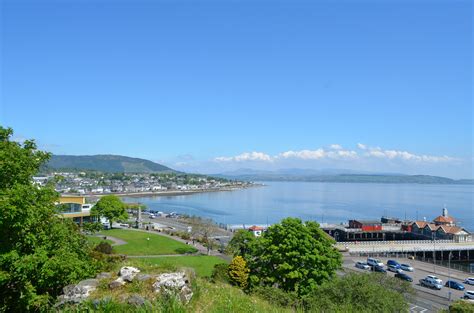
[62,185,263,199]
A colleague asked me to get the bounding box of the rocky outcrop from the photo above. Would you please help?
[108,266,141,289]
[56,279,99,306]
[152,272,193,303]
[119,266,140,282]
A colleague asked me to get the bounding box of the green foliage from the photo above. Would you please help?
[448,300,474,313]
[227,229,256,257]
[83,221,104,234]
[94,242,114,254]
[303,273,414,312]
[252,286,301,309]
[211,263,230,283]
[246,217,342,295]
[0,127,98,311]
[228,256,249,289]
[92,195,128,229]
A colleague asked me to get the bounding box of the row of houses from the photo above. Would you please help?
[323,207,472,243]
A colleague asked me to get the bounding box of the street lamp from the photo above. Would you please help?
[448,252,453,301]
[147,237,150,249]
[432,232,436,274]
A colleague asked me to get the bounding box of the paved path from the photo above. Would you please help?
[94,234,127,246]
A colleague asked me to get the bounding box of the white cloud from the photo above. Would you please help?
[329,144,343,150]
[215,151,273,162]
[365,147,456,162]
[213,144,456,164]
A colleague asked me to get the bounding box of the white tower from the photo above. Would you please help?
[442,205,448,217]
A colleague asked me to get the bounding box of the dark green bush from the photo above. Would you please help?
[252,286,301,309]
[94,242,114,255]
[211,263,230,283]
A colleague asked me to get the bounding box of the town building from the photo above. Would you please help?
[56,196,94,226]
[248,225,264,237]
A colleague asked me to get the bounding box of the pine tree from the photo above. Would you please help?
[228,256,250,289]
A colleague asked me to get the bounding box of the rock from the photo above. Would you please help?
[135,274,152,282]
[96,272,112,280]
[152,272,193,303]
[119,266,140,282]
[128,294,146,306]
[56,279,98,306]
[109,278,125,289]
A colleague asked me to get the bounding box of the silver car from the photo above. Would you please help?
[464,278,474,285]
[400,264,414,272]
[355,261,370,270]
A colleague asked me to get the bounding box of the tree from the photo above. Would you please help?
[246,217,342,295]
[227,229,256,257]
[448,300,474,313]
[0,127,97,311]
[189,217,219,255]
[303,273,414,312]
[91,195,127,229]
[228,256,250,289]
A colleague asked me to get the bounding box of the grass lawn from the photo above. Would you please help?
[86,236,113,245]
[129,255,228,277]
[99,229,197,256]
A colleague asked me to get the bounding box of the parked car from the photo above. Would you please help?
[395,273,413,282]
[464,291,474,300]
[425,275,443,285]
[400,264,414,272]
[464,278,474,285]
[149,214,156,219]
[445,280,465,291]
[388,264,403,273]
[407,255,415,260]
[373,265,387,273]
[387,260,400,268]
[355,261,370,270]
[367,258,384,267]
[419,278,443,290]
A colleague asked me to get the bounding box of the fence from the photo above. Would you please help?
[337,239,454,246]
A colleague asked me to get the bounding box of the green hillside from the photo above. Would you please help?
[45,154,176,173]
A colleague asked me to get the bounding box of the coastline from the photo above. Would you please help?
[62,184,263,199]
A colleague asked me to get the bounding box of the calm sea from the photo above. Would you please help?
[122,182,474,232]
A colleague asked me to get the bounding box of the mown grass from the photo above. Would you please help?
[86,236,113,246]
[99,229,197,256]
[128,255,228,277]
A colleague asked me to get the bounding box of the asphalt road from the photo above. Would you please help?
[343,255,474,312]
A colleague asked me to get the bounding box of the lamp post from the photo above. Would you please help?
[147,237,150,249]
[432,232,436,274]
[448,252,453,301]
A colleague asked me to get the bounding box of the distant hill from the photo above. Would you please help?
[216,169,473,185]
[44,155,176,173]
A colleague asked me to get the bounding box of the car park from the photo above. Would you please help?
[355,261,370,270]
[367,258,384,267]
[445,280,465,291]
[464,278,474,285]
[419,278,443,290]
[388,264,403,273]
[464,291,474,300]
[395,273,413,282]
[400,264,414,272]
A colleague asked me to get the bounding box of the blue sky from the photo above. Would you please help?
[1,0,472,178]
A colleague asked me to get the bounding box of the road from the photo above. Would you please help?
[343,254,473,312]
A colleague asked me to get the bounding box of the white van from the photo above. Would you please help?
[367,258,384,267]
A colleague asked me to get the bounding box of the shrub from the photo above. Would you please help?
[211,263,230,283]
[94,242,114,255]
[228,256,249,289]
[252,286,301,309]
[448,300,474,313]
